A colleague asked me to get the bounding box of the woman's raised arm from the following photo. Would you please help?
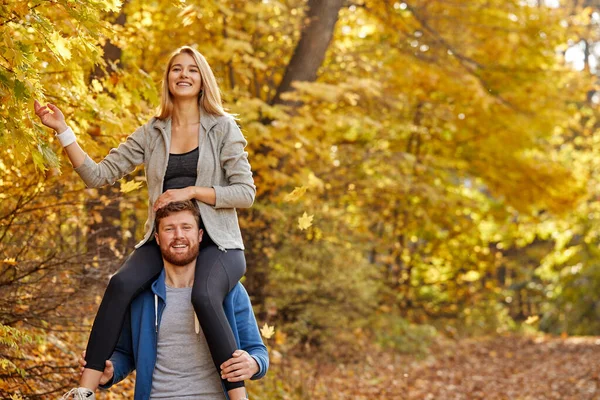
[34,100,147,188]
[34,100,86,168]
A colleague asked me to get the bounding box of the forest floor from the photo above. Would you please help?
[265,335,600,400]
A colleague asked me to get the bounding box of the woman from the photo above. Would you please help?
[35,46,255,400]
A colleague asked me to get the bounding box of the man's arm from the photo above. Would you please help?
[98,311,136,389]
[231,284,269,380]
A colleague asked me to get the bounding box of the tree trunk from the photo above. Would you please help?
[270,0,344,106]
[91,8,127,79]
[86,5,128,273]
[246,0,344,305]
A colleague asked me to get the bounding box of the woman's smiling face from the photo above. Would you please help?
[168,52,202,100]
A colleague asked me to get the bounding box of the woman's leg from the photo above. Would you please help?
[191,245,246,396]
[80,240,163,389]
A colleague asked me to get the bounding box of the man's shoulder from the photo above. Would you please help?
[228,282,252,309]
[131,285,155,308]
[230,282,247,297]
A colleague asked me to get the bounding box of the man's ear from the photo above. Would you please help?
[154,232,160,245]
[198,228,203,243]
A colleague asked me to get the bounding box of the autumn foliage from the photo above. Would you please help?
[2,0,600,398]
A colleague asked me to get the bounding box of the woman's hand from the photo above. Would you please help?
[153,187,195,211]
[79,351,114,385]
[220,350,259,382]
[34,100,68,133]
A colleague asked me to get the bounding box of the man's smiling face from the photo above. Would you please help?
[155,210,203,267]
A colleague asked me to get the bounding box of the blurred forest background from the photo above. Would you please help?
[2,0,600,398]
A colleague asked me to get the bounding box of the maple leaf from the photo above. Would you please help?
[120,180,143,193]
[284,186,307,202]
[260,323,275,339]
[50,32,72,62]
[298,212,313,230]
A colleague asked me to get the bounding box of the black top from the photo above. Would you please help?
[163,147,199,192]
[162,147,215,248]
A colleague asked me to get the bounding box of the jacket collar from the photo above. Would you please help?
[199,106,219,132]
[152,106,219,133]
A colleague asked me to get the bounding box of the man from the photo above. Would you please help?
[78,200,268,400]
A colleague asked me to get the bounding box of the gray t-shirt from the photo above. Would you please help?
[150,286,225,400]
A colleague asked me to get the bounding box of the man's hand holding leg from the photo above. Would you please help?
[79,351,114,386]
[220,350,259,382]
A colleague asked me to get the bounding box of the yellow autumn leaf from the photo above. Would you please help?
[49,32,71,62]
[307,173,325,190]
[260,323,275,339]
[3,258,17,266]
[120,180,143,193]
[101,0,122,12]
[524,315,539,325]
[92,211,103,224]
[298,212,314,230]
[91,79,103,93]
[284,186,307,202]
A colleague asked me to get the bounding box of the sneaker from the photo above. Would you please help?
[61,388,95,399]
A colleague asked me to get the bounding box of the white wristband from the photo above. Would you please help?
[56,127,77,147]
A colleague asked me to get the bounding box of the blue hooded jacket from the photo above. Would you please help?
[100,270,269,399]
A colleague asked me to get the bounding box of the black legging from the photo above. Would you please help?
[84,239,246,391]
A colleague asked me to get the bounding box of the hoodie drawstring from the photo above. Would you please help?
[154,294,158,333]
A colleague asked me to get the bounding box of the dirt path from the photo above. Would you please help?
[97,335,600,399]
[352,335,600,400]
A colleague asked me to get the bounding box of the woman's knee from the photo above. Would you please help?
[191,267,228,314]
[191,285,220,316]
[107,244,162,296]
[192,247,245,311]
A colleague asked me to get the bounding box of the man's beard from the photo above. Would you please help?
[160,239,199,266]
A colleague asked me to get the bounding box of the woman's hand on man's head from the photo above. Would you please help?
[153,187,197,211]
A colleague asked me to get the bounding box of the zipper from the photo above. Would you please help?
[156,122,170,200]
[154,294,158,334]
[195,121,227,252]
[138,121,171,248]
[151,293,159,400]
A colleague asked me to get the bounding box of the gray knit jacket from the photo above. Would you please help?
[73,108,255,250]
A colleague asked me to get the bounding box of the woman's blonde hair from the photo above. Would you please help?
[156,46,227,119]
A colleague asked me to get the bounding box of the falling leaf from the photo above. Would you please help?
[298,212,313,230]
[525,315,539,325]
[260,323,275,339]
[120,180,143,193]
[284,186,307,202]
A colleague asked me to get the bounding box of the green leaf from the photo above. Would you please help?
[14,79,27,101]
